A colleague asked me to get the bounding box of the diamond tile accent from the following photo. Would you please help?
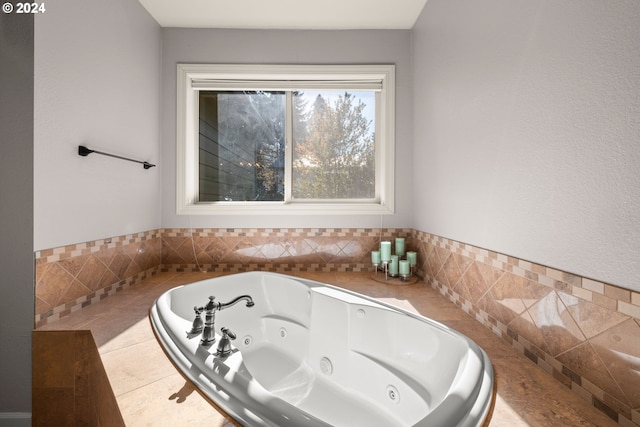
[559,292,629,339]
[590,319,640,409]
[529,292,585,357]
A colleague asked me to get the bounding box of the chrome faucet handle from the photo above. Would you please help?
[186,306,204,336]
[216,327,236,357]
[221,327,236,340]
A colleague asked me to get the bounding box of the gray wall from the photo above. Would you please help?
[34,0,162,251]
[0,0,161,420]
[0,12,34,423]
[161,28,413,230]
[412,0,640,291]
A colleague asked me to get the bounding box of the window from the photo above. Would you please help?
[176,64,395,215]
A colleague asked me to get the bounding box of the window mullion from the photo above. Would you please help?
[374,91,381,204]
[284,91,293,203]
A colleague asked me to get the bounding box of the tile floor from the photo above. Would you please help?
[39,271,620,426]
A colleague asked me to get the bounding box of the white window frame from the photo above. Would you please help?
[176,63,395,215]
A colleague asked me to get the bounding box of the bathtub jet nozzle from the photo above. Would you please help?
[188,295,255,346]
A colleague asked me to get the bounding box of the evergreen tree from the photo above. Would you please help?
[293,92,375,199]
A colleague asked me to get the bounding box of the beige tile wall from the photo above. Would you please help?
[35,230,162,327]
[160,227,412,273]
[412,230,640,427]
[34,227,640,426]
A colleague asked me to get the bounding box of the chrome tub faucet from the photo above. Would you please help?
[188,295,254,346]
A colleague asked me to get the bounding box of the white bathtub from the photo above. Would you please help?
[150,272,494,427]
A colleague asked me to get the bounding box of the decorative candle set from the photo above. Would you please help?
[371,237,417,282]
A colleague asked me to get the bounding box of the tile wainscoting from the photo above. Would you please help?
[412,230,640,427]
[160,227,412,273]
[35,230,163,328]
[34,227,640,425]
[34,228,412,327]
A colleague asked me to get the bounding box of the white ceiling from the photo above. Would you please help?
[137,0,428,30]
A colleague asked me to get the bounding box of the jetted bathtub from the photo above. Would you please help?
[150,272,494,427]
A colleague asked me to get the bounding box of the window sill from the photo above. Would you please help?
[177,202,394,216]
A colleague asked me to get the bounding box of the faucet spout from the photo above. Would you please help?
[218,295,255,311]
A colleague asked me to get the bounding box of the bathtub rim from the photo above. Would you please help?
[150,302,324,426]
[148,306,243,426]
[149,284,332,427]
[149,271,495,427]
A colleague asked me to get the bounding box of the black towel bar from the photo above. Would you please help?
[78,145,156,169]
